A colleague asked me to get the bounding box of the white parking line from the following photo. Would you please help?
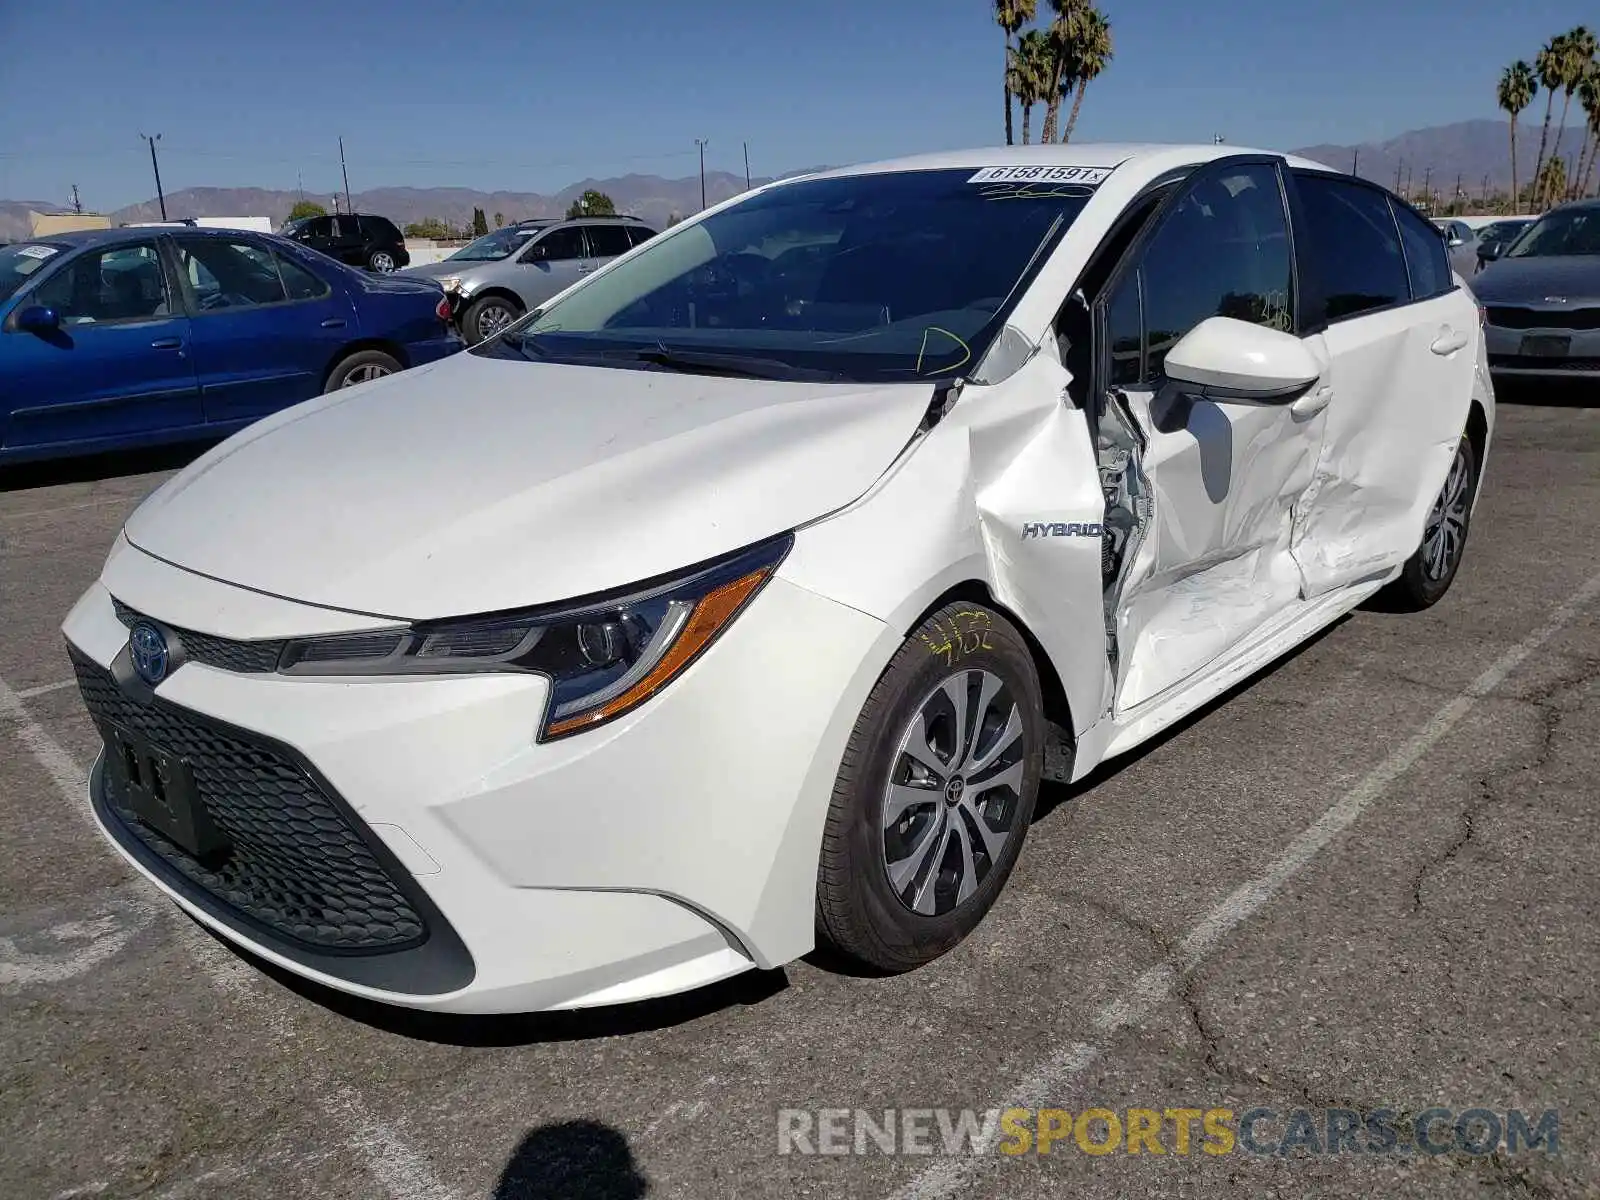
[0,675,462,1200]
[896,568,1600,1200]
[16,679,76,700]
[0,495,136,522]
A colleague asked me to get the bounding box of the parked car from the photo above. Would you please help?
[280,213,409,273]
[1473,217,1537,267]
[403,215,658,343]
[1433,217,1482,277]
[1,226,460,464]
[62,145,1491,1014]
[1475,198,1599,381]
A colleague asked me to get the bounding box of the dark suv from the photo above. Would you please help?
[280,213,410,273]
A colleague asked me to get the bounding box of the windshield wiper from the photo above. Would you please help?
[608,345,841,382]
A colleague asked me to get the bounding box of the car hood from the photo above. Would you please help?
[1471,255,1600,304]
[402,259,502,279]
[123,354,934,620]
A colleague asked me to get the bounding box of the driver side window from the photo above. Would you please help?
[1105,163,1294,386]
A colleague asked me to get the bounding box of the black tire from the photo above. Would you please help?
[324,349,402,393]
[367,250,397,273]
[816,603,1044,972]
[461,295,523,345]
[1382,432,1479,611]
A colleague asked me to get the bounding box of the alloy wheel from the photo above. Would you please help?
[1421,441,1472,581]
[476,303,515,342]
[340,363,393,387]
[881,669,1028,917]
[370,252,396,273]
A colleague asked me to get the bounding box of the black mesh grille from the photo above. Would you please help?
[74,654,426,952]
[1485,306,1600,331]
[113,598,286,674]
[1489,355,1600,371]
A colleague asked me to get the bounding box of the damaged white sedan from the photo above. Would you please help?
[63,144,1493,1013]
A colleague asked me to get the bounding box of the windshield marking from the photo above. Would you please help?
[16,245,58,260]
[916,327,972,376]
[967,165,1114,185]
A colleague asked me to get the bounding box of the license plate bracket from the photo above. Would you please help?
[101,723,229,859]
[1520,333,1571,357]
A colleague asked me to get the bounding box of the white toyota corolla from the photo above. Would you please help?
[64,145,1493,1014]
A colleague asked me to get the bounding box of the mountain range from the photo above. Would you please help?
[4,120,1596,242]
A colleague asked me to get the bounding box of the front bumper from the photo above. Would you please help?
[1485,321,1600,377]
[63,541,892,1013]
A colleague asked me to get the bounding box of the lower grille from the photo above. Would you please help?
[113,598,286,674]
[1485,305,1600,331]
[1488,355,1600,371]
[73,653,426,953]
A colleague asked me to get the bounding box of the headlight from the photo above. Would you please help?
[436,276,463,293]
[278,534,791,740]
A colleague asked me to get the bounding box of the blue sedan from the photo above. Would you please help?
[0,226,461,464]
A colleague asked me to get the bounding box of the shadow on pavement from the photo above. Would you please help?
[494,1120,650,1200]
[1490,377,1598,408]
[0,438,221,492]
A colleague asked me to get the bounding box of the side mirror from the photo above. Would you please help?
[1163,316,1320,402]
[1478,242,1503,263]
[1445,232,1464,247]
[16,305,60,334]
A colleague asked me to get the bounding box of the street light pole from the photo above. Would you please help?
[743,141,751,191]
[695,138,708,210]
[339,136,352,216]
[140,132,167,220]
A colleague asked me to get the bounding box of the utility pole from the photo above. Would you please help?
[339,136,352,216]
[69,184,82,214]
[1352,148,1359,176]
[1395,158,1404,194]
[139,132,167,221]
[695,138,709,210]
[1481,174,1490,206]
[743,141,751,191]
[1423,166,1433,208]
[298,171,304,204]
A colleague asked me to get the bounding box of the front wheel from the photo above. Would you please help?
[1383,432,1479,610]
[815,603,1043,973]
[461,295,523,345]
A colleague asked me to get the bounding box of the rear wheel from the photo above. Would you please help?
[461,295,523,345]
[368,250,397,273]
[816,603,1043,972]
[324,349,401,392]
[1383,432,1479,610]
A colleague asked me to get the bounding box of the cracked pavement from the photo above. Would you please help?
[1,396,1597,1199]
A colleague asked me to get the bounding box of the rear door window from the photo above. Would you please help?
[1391,202,1454,300]
[1292,174,1410,323]
[524,227,588,262]
[584,225,633,258]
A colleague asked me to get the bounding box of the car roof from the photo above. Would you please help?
[801,142,1335,183]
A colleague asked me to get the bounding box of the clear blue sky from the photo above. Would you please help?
[1,0,1593,210]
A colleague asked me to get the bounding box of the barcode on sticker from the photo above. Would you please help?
[967,165,1113,185]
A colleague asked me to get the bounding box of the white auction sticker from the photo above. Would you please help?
[16,244,59,260]
[967,165,1114,185]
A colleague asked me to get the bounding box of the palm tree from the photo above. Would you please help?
[1038,0,1087,144]
[1008,29,1051,144]
[995,0,1038,146]
[1549,27,1597,205]
[1577,65,1600,197]
[1498,61,1537,214]
[1060,6,1113,143]
[1530,36,1568,208]
[1535,153,1567,206]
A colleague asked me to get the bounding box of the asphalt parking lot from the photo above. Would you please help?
[2,384,1597,1200]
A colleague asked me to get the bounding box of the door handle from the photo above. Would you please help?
[576,264,593,274]
[1430,329,1468,355]
[320,318,347,329]
[1290,385,1334,420]
[150,337,183,350]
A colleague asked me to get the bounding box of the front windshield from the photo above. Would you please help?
[1507,208,1600,257]
[0,243,66,306]
[478,167,1096,383]
[449,226,543,261]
